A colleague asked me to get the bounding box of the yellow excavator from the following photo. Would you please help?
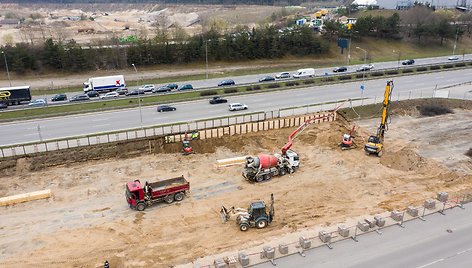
[364,80,394,157]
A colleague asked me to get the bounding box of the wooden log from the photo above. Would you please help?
[0,189,52,206]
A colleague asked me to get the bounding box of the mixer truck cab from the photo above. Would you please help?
[284,149,300,168]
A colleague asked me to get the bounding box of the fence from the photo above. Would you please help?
[1,85,472,159]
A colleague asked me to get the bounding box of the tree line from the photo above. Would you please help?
[0,26,327,74]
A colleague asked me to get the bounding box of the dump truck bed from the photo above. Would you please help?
[148,176,189,198]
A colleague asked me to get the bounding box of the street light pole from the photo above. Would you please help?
[393,50,401,70]
[1,51,12,87]
[356,46,367,105]
[131,63,143,128]
[205,40,208,79]
[347,33,352,66]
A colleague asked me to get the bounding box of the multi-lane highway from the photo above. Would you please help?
[25,54,472,102]
[1,67,471,146]
[254,203,472,268]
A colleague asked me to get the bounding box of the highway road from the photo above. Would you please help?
[1,68,471,146]
[20,53,472,105]
[255,203,472,268]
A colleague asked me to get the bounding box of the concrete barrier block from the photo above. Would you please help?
[374,216,385,227]
[407,206,419,217]
[338,225,350,237]
[391,210,403,222]
[214,258,227,268]
[424,199,436,209]
[225,256,237,268]
[263,246,275,259]
[357,221,369,232]
[278,243,288,255]
[437,192,448,203]
[319,230,331,243]
[364,219,376,229]
[238,252,249,267]
[299,236,311,249]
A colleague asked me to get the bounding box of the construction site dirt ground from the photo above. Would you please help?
[1,101,472,268]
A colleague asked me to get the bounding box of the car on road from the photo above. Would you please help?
[0,101,7,109]
[51,94,67,102]
[164,83,178,90]
[275,72,291,79]
[126,89,145,96]
[139,84,155,92]
[333,66,348,72]
[259,76,276,82]
[116,88,128,95]
[86,90,99,98]
[448,56,459,61]
[402,59,415,65]
[152,85,172,93]
[178,84,193,91]
[28,99,47,107]
[218,79,235,86]
[209,96,228,104]
[157,105,176,112]
[100,92,119,99]
[70,94,90,102]
[356,64,374,72]
[229,103,248,111]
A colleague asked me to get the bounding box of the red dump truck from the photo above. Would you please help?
[125,175,190,211]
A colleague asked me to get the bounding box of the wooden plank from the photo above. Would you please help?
[216,156,248,167]
[0,189,52,206]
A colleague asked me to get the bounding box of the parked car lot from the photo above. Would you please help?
[28,99,47,107]
[70,94,90,102]
[402,59,415,65]
[218,79,235,86]
[275,72,290,79]
[51,94,67,102]
[259,76,275,82]
[228,103,248,111]
[209,96,228,104]
[178,84,193,91]
[333,66,347,72]
[100,92,119,99]
[157,105,176,112]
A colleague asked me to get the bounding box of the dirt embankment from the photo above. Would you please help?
[1,100,472,267]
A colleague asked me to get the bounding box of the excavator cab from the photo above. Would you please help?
[220,194,274,231]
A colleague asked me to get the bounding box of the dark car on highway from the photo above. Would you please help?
[152,85,172,93]
[178,84,193,91]
[69,94,90,102]
[126,89,145,96]
[116,88,128,95]
[402,59,415,65]
[333,66,348,72]
[209,96,228,104]
[157,105,176,112]
[259,76,275,82]
[86,90,99,98]
[51,94,67,102]
[218,79,235,86]
[164,83,178,90]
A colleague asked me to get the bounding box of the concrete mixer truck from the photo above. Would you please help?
[242,112,338,182]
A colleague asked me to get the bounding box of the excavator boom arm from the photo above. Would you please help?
[377,81,394,140]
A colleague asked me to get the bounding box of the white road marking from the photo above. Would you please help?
[416,258,444,268]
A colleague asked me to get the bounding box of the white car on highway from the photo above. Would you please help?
[229,103,248,111]
[139,84,156,92]
[100,92,119,99]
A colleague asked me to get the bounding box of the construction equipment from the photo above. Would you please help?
[364,80,394,157]
[182,132,194,155]
[243,112,336,182]
[220,194,274,231]
[125,176,190,211]
[340,125,356,149]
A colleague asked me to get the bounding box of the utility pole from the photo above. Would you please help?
[1,51,11,87]
[132,63,143,129]
[356,46,367,105]
[205,40,209,79]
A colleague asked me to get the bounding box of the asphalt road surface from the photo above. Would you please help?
[24,54,472,105]
[254,203,472,268]
[1,68,472,146]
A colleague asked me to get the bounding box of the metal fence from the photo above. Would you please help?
[1,86,472,159]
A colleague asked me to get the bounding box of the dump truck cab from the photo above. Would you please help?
[125,180,146,210]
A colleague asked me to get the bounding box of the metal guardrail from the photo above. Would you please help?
[2,84,472,159]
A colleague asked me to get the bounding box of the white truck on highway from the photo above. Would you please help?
[83,75,126,93]
[292,68,315,78]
